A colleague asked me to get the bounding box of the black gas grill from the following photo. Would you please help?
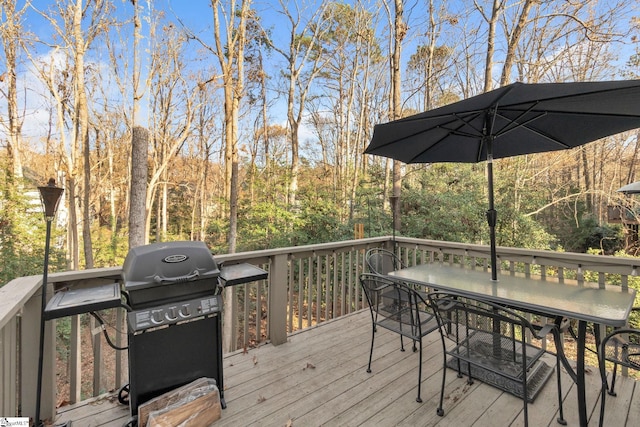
[44,240,268,424]
[122,240,226,416]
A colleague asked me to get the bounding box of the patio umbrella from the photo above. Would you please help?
[365,80,640,280]
[617,181,640,195]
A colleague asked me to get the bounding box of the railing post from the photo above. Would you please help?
[269,253,289,345]
[21,288,56,421]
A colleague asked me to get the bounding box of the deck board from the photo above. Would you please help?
[51,310,640,426]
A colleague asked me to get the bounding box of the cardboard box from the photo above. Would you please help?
[138,377,221,427]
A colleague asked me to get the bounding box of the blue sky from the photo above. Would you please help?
[9,0,639,144]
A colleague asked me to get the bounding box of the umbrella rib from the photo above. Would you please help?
[450,112,484,136]
[367,111,483,155]
[493,110,572,149]
[404,112,485,163]
[494,102,542,136]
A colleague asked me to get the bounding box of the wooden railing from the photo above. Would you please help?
[1,236,639,421]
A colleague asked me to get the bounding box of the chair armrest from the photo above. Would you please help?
[531,322,559,340]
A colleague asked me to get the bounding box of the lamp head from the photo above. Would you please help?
[38,178,64,220]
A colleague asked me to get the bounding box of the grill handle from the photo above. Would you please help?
[153,270,200,284]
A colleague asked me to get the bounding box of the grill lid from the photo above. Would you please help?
[122,241,220,293]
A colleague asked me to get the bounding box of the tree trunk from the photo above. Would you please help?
[129,126,149,248]
[581,147,592,213]
[129,0,149,248]
[500,0,534,86]
[484,0,502,92]
[391,0,404,236]
[72,0,94,268]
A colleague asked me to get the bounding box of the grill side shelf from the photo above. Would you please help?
[219,263,268,287]
[44,282,122,320]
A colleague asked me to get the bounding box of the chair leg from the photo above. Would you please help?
[599,379,607,427]
[523,378,529,427]
[416,339,423,403]
[456,359,464,378]
[556,355,567,425]
[608,364,618,396]
[367,324,375,373]
[437,356,446,416]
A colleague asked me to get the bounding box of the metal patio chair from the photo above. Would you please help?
[427,291,566,427]
[598,308,640,426]
[359,273,439,403]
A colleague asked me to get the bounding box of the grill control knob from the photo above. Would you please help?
[151,310,163,325]
[179,304,191,319]
[165,307,178,322]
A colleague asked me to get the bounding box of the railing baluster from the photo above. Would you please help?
[115,308,124,392]
[92,315,103,396]
[307,257,313,327]
[69,314,81,403]
[297,258,303,331]
[243,282,249,348]
[332,252,338,319]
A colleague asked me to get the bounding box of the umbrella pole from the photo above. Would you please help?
[486,139,498,281]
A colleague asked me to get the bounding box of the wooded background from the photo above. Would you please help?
[2,0,640,285]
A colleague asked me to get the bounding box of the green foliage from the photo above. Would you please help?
[91,225,129,267]
[56,317,72,358]
[294,199,352,245]
[1,177,66,286]
[563,214,624,254]
[394,162,554,251]
[399,164,490,243]
[236,201,302,251]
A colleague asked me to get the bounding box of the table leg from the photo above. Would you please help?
[552,318,588,426]
[576,320,587,426]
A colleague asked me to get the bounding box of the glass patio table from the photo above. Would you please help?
[388,263,636,426]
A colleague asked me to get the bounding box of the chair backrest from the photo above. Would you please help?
[427,291,542,362]
[600,328,640,371]
[365,248,405,275]
[360,273,393,313]
[359,273,432,335]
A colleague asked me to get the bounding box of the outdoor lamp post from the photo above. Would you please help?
[35,178,64,427]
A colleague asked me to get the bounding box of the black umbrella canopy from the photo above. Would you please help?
[365,80,640,280]
[366,80,640,164]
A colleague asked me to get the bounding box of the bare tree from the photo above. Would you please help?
[179,0,252,352]
[146,23,196,242]
[380,0,406,235]
[186,0,253,254]
[307,2,381,219]
[129,0,149,248]
[266,0,330,208]
[28,0,112,269]
[0,0,26,180]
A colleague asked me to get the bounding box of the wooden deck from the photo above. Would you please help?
[52,310,640,426]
